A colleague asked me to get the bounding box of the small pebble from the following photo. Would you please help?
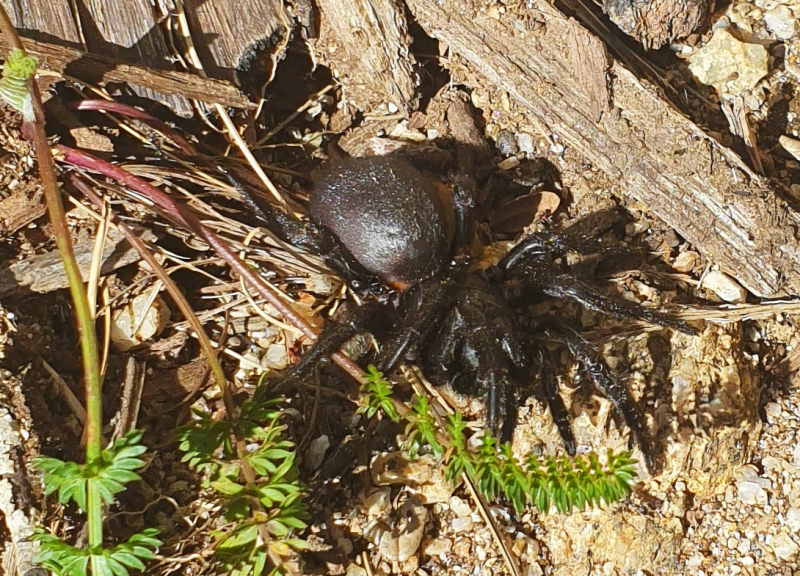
[305,435,330,472]
[787,508,800,532]
[452,517,474,533]
[765,5,799,39]
[701,270,748,303]
[526,563,544,576]
[771,533,800,561]
[515,133,535,155]
[738,481,767,505]
[363,487,392,517]
[345,564,367,576]
[423,538,452,557]
[449,496,472,518]
[738,539,751,555]
[452,538,471,557]
[766,402,782,422]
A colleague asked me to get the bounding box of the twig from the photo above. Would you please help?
[0,35,253,109]
[41,358,86,424]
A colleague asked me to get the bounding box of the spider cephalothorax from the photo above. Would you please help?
[269,155,695,472]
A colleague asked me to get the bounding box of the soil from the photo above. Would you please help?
[2,1,800,576]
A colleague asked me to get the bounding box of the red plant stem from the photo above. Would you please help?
[59,145,367,385]
[74,100,197,156]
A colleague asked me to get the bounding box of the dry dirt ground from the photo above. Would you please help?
[3,1,800,576]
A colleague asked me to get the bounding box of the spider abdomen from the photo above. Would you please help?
[310,156,452,286]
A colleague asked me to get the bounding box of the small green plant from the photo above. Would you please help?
[178,386,308,576]
[362,366,638,514]
[33,431,162,576]
[358,364,399,421]
[0,47,37,121]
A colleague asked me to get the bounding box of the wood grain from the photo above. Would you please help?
[76,0,192,115]
[407,0,800,297]
[312,0,418,115]
[0,36,252,109]
[184,0,292,83]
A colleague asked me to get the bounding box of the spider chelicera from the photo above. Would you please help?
[251,155,696,472]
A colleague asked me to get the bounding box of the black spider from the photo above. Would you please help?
[250,155,696,472]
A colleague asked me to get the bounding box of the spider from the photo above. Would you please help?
[253,155,696,472]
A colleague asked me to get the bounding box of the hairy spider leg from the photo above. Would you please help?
[423,274,527,436]
[543,275,697,335]
[274,301,384,391]
[547,325,659,473]
[498,231,629,270]
[498,231,694,472]
[531,346,577,456]
[376,279,450,371]
[499,232,697,335]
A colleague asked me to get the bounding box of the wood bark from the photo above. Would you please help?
[1,0,80,45]
[312,0,418,115]
[407,0,800,298]
[75,0,192,115]
[183,0,292,83]
[0,229,154,299]
[0,36,252,109]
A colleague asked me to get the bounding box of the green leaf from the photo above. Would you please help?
[0,49,37,121]
[219,524,259,550]
[212,475,246,496]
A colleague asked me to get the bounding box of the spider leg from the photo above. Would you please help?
[543,274,696,334]
[498,231,627,270]
[500,230,696,334]
[505,259,696,335]
[547,325,659,472]
[443,277,527,436]
[424,306,465,384]
[376,280,450,372]
[533,346,577,455]
[277,301,384,388]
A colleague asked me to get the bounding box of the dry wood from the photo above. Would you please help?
[407,0,800,298]
[0,36,252,109]
[312,0,418,115]
[1,0,80,44]
[73,0,192,115]
[183,0,292,83]
[0,228,155,299]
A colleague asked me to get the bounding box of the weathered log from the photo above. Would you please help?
[0,229,155,299]
[311,0,419,115]
[407,0,800,298]
[0,36,252,109]
[183,0,293,83]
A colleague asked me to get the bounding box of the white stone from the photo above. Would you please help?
[688,29,769,95]
[765,5,799,40]
[449,496,472,518]
[738,481,767,505]
[770,532,799,561]
[363,487,392,517]
[701,270,748,303]
[787,507,800,532]
[451,516,474,533]
[110,293,171,351]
